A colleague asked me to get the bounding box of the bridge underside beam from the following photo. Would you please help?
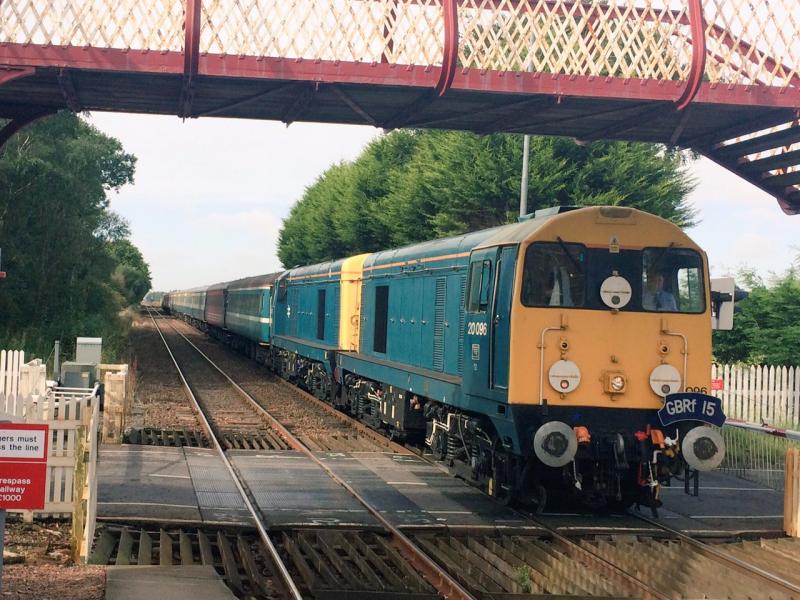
[0,45,797,213]
[0,109,55,149]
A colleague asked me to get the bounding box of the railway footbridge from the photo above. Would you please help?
[1,0,798,212]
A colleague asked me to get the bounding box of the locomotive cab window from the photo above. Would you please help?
[276,276,288,301]
[521,242,586,307]
[642,248,705,313]
[467,260,493,312]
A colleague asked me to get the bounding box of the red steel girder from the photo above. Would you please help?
[0,65,35,87]
[0,44,798,108]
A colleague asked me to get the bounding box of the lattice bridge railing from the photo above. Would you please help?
[1,0,798,89]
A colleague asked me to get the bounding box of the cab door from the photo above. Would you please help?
[463,247,504,401]
[491,246,516,389]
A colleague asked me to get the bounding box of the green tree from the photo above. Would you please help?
[713,266,800,366]
[109,238,152,306]
[0,112,143,360]
[278,130,696,267]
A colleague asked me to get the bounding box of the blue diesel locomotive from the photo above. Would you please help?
[168,206,730,510]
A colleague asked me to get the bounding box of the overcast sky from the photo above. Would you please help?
[88,113,797,292]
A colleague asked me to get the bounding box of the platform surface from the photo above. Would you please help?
[106,565,236,600]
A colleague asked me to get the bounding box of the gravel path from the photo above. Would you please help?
[1,520,105,599]
[3,565,106,600]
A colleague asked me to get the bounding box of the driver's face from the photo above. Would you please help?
[648,273,665,291]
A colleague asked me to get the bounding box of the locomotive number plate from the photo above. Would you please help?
[658,393,726,427]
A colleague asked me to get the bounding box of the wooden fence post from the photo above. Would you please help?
[786,447,800,538]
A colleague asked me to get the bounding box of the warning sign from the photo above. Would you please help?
[0,424,48,510]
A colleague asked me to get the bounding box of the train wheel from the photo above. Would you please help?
[531,484,547,514]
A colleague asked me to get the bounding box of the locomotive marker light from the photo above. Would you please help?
[548,360,580,394]
[599,274,632,308]
[534,421,578,467]
[649,364,682,397]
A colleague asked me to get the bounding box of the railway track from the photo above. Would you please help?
[145,309,470,599]
[131,311,800,599]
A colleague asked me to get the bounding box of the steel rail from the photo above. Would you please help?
[145,309,303,600]
[166,319,476,600]
[630,511,800,598]
[167,316,678,599]
[509,510,671,600]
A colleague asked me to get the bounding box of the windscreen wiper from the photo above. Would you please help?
[648,242,676,272]
[556,236,584,274]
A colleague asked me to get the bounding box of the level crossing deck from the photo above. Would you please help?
[97,444,786,535]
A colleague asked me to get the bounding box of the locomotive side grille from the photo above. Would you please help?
[433,277,446,371]
[457,275,466,373]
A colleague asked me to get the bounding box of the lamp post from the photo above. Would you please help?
[520,134,530,218]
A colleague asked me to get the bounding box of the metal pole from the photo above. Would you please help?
[0,508,5,595]
[53,340,61,382]
[520,134,530,218]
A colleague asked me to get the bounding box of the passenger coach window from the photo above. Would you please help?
[373,286,389,353]
[642,248,704,313]
[521,242,586,307]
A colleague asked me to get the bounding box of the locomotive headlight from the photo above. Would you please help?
[603,371,627,394]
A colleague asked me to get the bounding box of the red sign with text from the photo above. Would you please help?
[711,378,724,391]
[0,423,49,510]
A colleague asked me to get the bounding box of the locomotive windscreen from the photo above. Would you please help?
[521,243,705,314]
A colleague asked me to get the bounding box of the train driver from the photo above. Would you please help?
[642,267,677,311]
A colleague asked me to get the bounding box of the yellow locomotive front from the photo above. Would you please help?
[508,206,725,511]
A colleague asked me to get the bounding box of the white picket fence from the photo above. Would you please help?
[0,348,100,560]
[712,364,800,427]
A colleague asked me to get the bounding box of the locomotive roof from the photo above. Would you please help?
[287,257,347,280]
[472,211,559,249]
[228,272,281,290]
[362,211,559,269]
